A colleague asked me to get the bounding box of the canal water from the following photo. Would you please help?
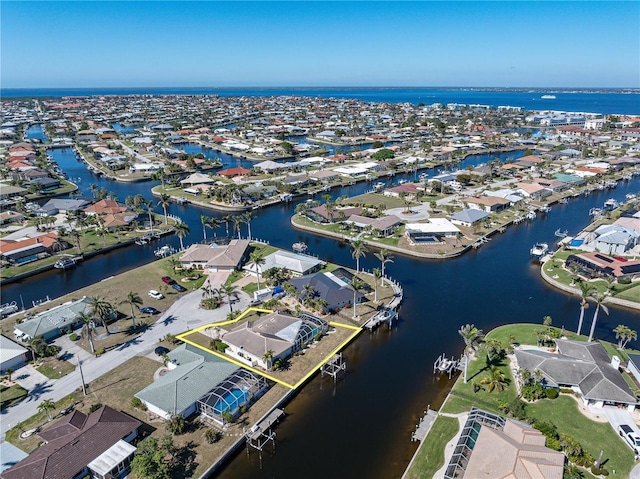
[24,124,48,143]
[6,146,640,478]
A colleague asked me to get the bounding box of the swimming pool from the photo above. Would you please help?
[213,388,250,415]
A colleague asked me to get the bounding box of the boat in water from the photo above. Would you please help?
[0,301,19,317]
[603,198,619,211]
[530,242,549,259]
[554,229,568,238]
[541,94,556,99]
[54,257,76,269]
[292,242,308,253]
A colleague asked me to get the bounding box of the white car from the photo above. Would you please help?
[618,424,640,454]
[148,290,164,300]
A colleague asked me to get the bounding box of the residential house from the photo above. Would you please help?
[0,335,29,373]
[83,199,127,216]
[445,408,564,479]
[179,239,250,271]
[288,270,365,312]
[1,406,141,479]
[0,232,60,265]
[14,297,93,342]
[343,214,403,237]
[466,196,511,213]
[244,249,325,277]
[566,252,640,281]
[450,209,489,227]
[404,219,461,243]
[515,340,638,410]
[516,182,552,200]
[222,311,329,369]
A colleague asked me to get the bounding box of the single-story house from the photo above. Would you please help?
[0,210,25,225]
[566,252,640,280]
[466,196,511,213]
[532,178,568,192]
[35,198,91,216]
[245,249,325,277]
[405,219,460,244]
[0,232,60,265]
[288,271,365,312]
[14,297,93,342]
[179,172,216,186]
[135,344,245,419]
[0,335,29,373]
[516,182,552,199]
[343,214,403,237]
[450,209,490,227]
[0,184,27,200]
[592,224,639,255]
[179,239,250,271]
[307,205,363,223]
[83,199,127,216]
[222,311,329,369]
[445,408,564,479]
[515,340,638,410]
[1,406,141,479]
[383,183,420,199]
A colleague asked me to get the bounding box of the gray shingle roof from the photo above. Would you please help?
[515,340,637,404]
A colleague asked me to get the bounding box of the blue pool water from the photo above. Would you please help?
[213,388,250,414]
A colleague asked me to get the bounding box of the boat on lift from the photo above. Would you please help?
[530,242,549,259]
[292,242,308,253]
[0,301,19,317]
[54,257,76,269]
[554,229,568,238]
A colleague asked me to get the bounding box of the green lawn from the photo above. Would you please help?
[403,416,459,479]
[0,384,28,410]
[616,283,640,302]
[527,396,636,478]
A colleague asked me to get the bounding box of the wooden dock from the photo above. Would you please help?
[247,408,285,440]
[412,408,439,442]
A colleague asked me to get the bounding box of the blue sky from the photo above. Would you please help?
[2,1,638,88]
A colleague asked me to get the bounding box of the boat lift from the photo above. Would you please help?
[433,353,460,379]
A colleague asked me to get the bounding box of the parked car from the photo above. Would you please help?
[161,276,176,285]
[618,424,640,454]
[154,346,170,356]
[140,306,161,315]
[148,290,164,300]
[171,283,187,293]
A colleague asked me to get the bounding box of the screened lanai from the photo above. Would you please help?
[198,369,269,424]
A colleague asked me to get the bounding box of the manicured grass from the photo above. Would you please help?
[36,357,76,379]
[616,283,640,302]
[0,384,28,410]
[527,396,636,478]
[404,416,459,479]
[485,323,586,346]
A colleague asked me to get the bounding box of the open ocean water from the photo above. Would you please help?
[2,87,639,115]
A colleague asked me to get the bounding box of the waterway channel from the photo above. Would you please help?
[6,144,640,478]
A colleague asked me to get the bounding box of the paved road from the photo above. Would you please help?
[1,287,251,438]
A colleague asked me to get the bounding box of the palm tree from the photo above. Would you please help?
[77,311,97,353]
[243,211,254,240]
[374,249,394,285]
[222,215,231,238]
[144,200,154,232]
[173,221,190,250]
[69,228,82,254]
[479,366,508,393]
[614,324,637,350]
[200,214,209,241]
[38,398,56,421]
[350,277,365,318]
[89,296,113,334]
[167,257,180,272]
[121,291,143,328]
[249,251,266,291]
[157,193,171,224]
[262,349,275,369]
[350,239,368,272]
[587,291,609,342]
[219,284,240,313]
[576,282,594,336]
[232,215,243,239]
[372,267,381,302]
[207,217,221,239]
[459,324,485,383]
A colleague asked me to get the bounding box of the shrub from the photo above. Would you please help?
[590,466,609,476]
[131,397,143,408]
[167,414,186,435]
[560,387,575,395]
[522,382,545,401]
[618,277,631,285]
[96,348,105,356]
[89,403,102,413]
[205,428,222,444]
[69,333,79,341]
[545,388,559,399]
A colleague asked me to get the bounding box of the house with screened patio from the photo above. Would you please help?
[221,311,329,370]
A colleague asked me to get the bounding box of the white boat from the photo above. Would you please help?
[541,94,556,99]
[175,196,189,205]
[54,257,76,269]
[0,301,19,317]
[603,198,619,211]
[154,245,176,258]
[554,229,568,238]
[292,242,308,253]
[558,197,569,204]
[373,182,385,192]
[589,207,603,217]
[530,242,549,258]
[526,211,536,220]
[626,193,637,201]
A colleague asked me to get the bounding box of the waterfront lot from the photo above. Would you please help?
[405,323,639,479]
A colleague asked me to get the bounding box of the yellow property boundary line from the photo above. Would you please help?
[176,308,362,390]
